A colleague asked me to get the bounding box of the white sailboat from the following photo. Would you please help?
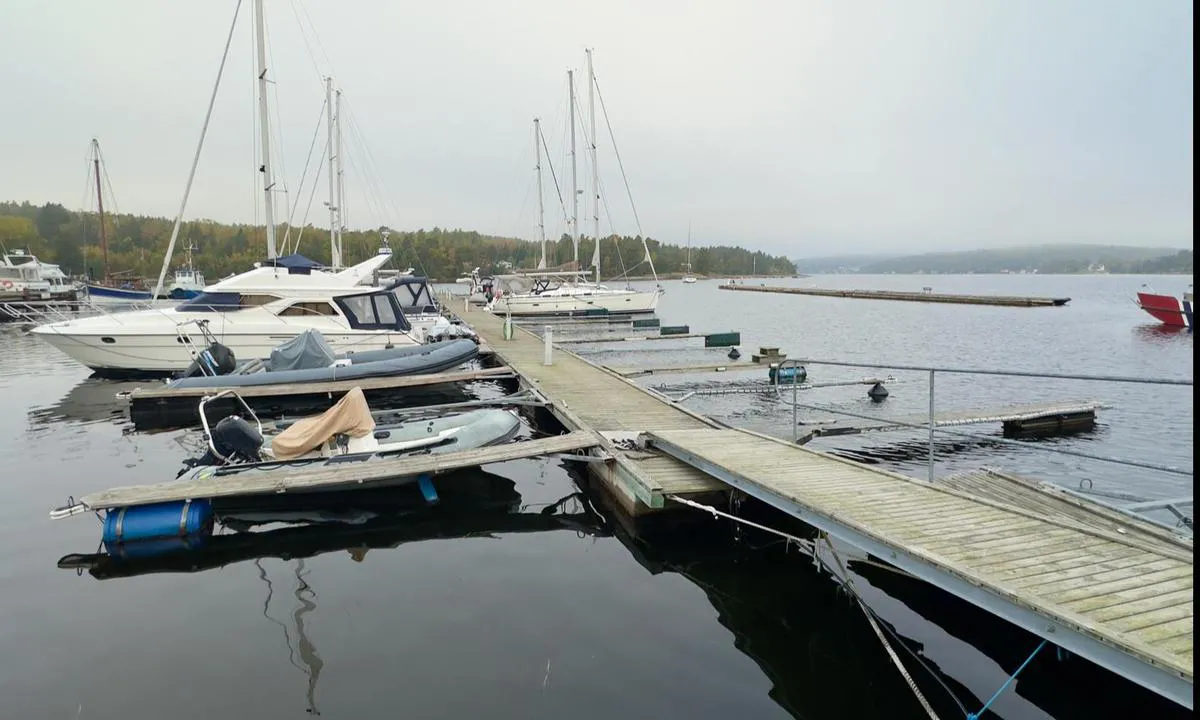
[488,51,662,317]
[682,224,697,284]
[31,0,440,375]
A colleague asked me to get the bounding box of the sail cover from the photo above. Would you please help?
[268,329,336,371]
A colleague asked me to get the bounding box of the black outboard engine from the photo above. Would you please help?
[178,415,265,476]
[177,342,237,379]
[210,415,264,462]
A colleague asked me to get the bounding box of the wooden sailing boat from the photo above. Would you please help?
[84,138,152,302]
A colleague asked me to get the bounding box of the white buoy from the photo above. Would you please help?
[543,326,553,365]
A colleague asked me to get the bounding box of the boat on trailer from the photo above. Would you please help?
[1136,285,1193,329]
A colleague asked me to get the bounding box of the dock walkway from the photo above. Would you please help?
[720,284,1071,307]
[645,428,1193,708]
[455,300,1191,709]
[458,304,727,509]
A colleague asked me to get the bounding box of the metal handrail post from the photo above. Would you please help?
[928,369,936,481]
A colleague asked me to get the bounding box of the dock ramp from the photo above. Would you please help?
[643,427,1193,709]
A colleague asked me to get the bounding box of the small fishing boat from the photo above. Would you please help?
[163,327,479,391]
[1136,285,1193,329]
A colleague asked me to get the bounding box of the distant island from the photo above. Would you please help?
[0,201,795,282]
[795,245,1193,275]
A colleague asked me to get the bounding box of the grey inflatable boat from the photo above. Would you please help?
[166,330,478,390]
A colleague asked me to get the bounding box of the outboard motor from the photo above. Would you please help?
[178,415,265,476]
[210,415,264,463]
[177,342,237,379]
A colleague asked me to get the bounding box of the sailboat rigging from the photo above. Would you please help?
[486,49,663,317]
[84,139,153,302]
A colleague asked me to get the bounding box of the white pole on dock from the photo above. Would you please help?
[543,326,554,365]
[928,370,936,481]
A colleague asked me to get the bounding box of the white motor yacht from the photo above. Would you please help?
[1,251,77,301]
[30,253,456,375]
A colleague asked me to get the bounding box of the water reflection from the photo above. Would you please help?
[1132,324,1193,344]
[56,473,608,581]
[27,377,143,427]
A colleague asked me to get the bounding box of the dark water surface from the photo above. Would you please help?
[0,274,1192,719]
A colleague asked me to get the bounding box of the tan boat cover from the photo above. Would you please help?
[270,386,377,460]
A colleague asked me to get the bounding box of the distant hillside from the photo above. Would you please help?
[796,245,1191,274]
[792,253,900,273]
[0,200,794,281]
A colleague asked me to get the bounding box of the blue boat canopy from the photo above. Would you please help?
[260,254,325,274]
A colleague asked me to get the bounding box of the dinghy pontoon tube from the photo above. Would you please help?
[164,332,479,390]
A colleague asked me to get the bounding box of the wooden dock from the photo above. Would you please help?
[457,302,728,512]
[124,366,516,429]
[720,284,1071,307]
[643,427,1193,709]
[78,431,599,510]
[450,300,1192,708]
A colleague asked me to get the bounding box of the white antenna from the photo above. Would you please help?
[534,117,546,269]
[568,69,579,266]
[587,48,600,283]
[325,76,340,267]
[253,0,277,259]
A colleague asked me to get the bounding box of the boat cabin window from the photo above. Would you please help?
[277,301,339,317]
[334,289,411,331]
[177,292,282,312]
[390,278,438,314]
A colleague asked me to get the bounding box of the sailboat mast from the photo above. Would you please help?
[92,139,109,282]
[568,69,579,266]
[253,0,278,259]
[335,88,345,266]
[325,77,339,267]
[587,49,600,283]
[534,117,546,269]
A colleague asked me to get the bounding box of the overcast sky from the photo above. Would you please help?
[1,1,1192,255]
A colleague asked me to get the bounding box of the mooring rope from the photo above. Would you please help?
[966,639,1047,720]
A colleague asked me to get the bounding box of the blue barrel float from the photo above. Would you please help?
[769,364,808,384]
[102,499,214,544]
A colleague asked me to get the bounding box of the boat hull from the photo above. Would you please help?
[1137,292,1193,329]
[31,327,420,376]
[87,284,153,302]
[489,288,661,316]
[166,339,479,389]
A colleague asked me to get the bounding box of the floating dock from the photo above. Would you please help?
[449,299,1191,709]
[78,431,599,510]
[720,284,1071,307]
[124,366,516,429]
[809,400,1106,438]
[644,428,1192,709]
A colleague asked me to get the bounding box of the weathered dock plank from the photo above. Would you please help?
[644,427,1193,708]
[720,283,1071,307]
[80,431,600,510]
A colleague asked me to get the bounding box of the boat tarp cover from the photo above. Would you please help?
[269,329,336,371]
[261,254,324,270]
[270,387,376,460]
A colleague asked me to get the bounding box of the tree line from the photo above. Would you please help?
[0,201,795,281]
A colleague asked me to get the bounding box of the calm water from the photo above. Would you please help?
[0,274,1192,719]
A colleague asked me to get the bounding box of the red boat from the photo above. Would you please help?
[1136,285,1193,329]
